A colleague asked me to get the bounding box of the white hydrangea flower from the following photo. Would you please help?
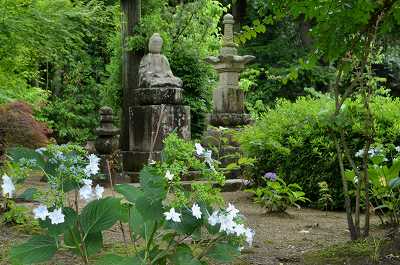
[85,154,100,176]
[191,203,202,219]
[33,205,49,221]
[208,211,220,226]
[245,228,254,247]
[164,208,181,223]
[1,174,15,198]
[195,143,205,156]
[48,208,65,225]
[219,214,236,234]
[79,184,93,201]
[234,223,246,237]
[94,184,104,200]
[226,203,240,218]
[82,179,93,186]
[165,170,174,181]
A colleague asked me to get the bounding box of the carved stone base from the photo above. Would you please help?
[209,113,251,127]
[133,87,183,105]
[123,104,190,173]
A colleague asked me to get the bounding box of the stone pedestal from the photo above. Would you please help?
[122,33,191,179]
[123,104,190,175]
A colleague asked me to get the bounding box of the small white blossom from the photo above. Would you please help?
[191,203,202,219]
[82,179,93,186]
[48,208,65,225]
[164,208,181,223]
[226,203,240,218]
[195,143,205,156]
[234,223,246,236]
[245,228,254,246]
[148,159,156,165]
[79,184,93,201]
[165,170,174,181]
[35,147,46,155]
[208,211,220,226]
[85,154,100,176]
[396,146,400,153]
[1,174,15,198]
[33,205,49,221]
[219,214,236,234]
[94,184,104,200]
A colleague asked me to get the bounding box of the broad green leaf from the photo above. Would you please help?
[168,244,202,265]
[128,207,156,239]
[389,177,400,189]
[10,235,57,264]
[79,197,121,235]
[6,147,46,170]
[17,188,38,201]
[206,242,240,263]
[139,166,166,200]
[166,208,200,235]
[64,227,103,256]
[389,158,400,180]
[135,195,164,221]
[114,184,143,203]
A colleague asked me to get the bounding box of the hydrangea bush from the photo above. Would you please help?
[1,136,254,264]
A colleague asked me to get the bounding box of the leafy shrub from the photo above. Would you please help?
[0,101,51,150]
[238,95,400,208]
[246,173,308,213]
[3,138,254,265]
[170,47,215,139]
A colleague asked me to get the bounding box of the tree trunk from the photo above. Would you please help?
[120,0,142,159]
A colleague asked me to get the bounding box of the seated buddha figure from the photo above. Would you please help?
[138,33,183,88]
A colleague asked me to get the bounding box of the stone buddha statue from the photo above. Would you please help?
[138,33,183,88]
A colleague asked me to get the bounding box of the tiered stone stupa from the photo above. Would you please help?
[206,13,255,126]
[123,33,191,178]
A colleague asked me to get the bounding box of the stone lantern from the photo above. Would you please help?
[206,13,255,127]
[94,107,120,177]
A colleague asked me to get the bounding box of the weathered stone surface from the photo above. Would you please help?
[129,105,190,151]
[205,13,254,127]
[95,107,120,155]
[138,33,182,88]
[132,87,183,105]
[209,113,251,127]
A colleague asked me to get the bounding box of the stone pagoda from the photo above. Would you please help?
[123,33,191,178]
[94,106,120,182]
[206,13,255,127]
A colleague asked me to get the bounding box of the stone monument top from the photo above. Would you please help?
[138,33,182,88]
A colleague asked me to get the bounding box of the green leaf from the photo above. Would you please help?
[10,235,57,264]
[169,244,202,265]
[7,147,46,170]
[206,242,240,263]
[135,195,164,221]
[114,184,143,203]
[128,207,156,239]
[95,254,142,265]
[79,197,121,235]
[64,227,103,257]
[389,177,400,189]
[139,166,166,200]
[166,208,200,235]
[17,188,38,201]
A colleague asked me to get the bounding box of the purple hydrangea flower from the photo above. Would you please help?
[264,172,277,181]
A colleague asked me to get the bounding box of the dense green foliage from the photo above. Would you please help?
[239,94,400,208]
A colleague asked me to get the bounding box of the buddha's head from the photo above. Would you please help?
[149,33,163,54]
